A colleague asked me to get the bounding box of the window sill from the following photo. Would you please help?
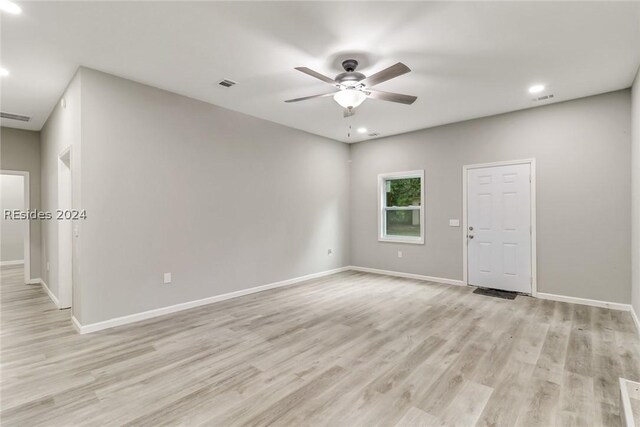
[378,236,424,245]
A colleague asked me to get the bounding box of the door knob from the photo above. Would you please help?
[468,235,474,239]
[469,226,474,231]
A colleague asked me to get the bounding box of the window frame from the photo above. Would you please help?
[377,170,425,245]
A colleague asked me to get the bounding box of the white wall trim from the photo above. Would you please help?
[630,306,640,337]
[620,378,638,427]
[1,169,30,283]
[73,266,351,334]
[33,278,60,308]
[0,260,24,267]
[350,265,465,287]
[56,145,73,309]
[71,315,82,334]
[536,292,631,312]
[377,170,425,245]
[349,267,639,321]
[462,158,537,296]
[64,265,640,335]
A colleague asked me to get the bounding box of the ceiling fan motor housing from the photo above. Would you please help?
[336,59,365,86]
[342,59,358,72]
[335,72,365,86]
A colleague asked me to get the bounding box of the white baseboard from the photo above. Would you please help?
[40,278,60,308]
[74,266,351,334]
[630,306,640,337]
[1,260,24,267]
[350,267,639,322]
[71,316,82,334]
[349,266,465,287]
[29,277,60,308]
[536,292,631,312]
[620,378,639,427]
[68,265,640,336]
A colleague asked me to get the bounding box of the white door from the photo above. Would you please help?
[467,163,531,293]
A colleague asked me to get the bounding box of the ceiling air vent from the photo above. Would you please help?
[218,79,237,88]
[533,94,554,102]
[0,112,31,122]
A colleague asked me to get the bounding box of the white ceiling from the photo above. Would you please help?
[1,1,639,143]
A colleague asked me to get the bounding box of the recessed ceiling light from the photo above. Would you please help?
[357,127,367,134]
[0,0,22,15]
[0,68,9,77]
[528,84,545,94]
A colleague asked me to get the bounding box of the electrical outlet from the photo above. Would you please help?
[397,250,403,258]
[328,249,333,256]
[163,273,172,284]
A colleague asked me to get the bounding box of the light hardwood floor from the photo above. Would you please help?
[1,265,639,426]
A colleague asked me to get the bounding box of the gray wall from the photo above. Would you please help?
[350,90,632,304]
[632,68,640,316]
[0,127,41,278]
[1,175,25,262]
[40,71,82,309]
[76,68,350,324]
[36,66,633,325]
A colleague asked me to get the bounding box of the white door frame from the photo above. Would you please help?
[57,146,73,308]
[462,158,537,296]
[1,169,31,284]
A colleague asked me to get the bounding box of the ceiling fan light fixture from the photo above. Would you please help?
[333,89,366,109]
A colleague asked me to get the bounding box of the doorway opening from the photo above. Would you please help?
[0,171,30,284]
[58,147,72,308]
[462,159,537,295]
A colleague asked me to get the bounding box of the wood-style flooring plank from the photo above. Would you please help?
[1,265,639,426]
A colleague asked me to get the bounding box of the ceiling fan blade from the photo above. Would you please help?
[294,67,337,85]
[366,89,417,105]
[362,62,411,87]
[285,91,337,103]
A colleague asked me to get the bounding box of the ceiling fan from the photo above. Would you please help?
[285,59,417,117]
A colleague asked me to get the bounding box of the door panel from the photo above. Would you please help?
[478,242,492,273]
[467,163,531,293]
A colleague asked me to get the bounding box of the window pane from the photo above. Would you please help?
[386,209,421,237]
[385,177,421,207]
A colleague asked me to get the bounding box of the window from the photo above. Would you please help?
[378,170,424,244]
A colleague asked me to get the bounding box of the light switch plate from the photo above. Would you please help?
[449,219,460,227]
[163,273,172,284]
